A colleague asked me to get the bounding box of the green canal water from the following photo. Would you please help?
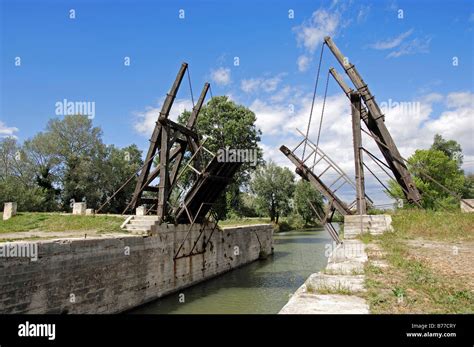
[130,228,334,314]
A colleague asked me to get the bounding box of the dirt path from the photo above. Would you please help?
[406,239,474,289]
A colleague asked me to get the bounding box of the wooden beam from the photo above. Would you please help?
[157,122,170,220]
[129,63,188,212]
[351,92,367,215]
[159,118,199,140]
[280,145,352,216]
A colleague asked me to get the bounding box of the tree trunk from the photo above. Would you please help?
[270,199,275,222]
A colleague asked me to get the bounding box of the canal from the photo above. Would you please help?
[130,228,333,314]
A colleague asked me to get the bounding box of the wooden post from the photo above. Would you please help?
[129,63,188,213]
[351,92,367,215]
[157,122,170,220]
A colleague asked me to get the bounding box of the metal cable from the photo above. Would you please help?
[209,84,214,99]
[313,69,330,167]
[302,43,326,160]
[187,68,195,107]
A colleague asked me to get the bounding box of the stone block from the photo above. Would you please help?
[135,206,146,216]
[85,209,95,215]
[72,202,86,215]
[3,202,17,220]
[461,199,474,213]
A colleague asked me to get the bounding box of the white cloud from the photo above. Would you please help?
[293,9,340,53]
[210,67,231,86]
[421,92,443,103]
[297,55,311,72]
[426,92,474,163]
[387,37,431,58]
[357,5,370,23]
[133,99,194,137]
[241,79,261,93]
[0,121,19,138]
[445,91,473,108]
[240,75,284,93]
[250,99,290,135]
[260,142,294,170]
[377,91,474,170]
[369,29,413,50]
[250,87,474,203]
[369,30,431,59]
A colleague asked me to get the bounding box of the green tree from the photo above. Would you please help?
[250,161,295,222]
[388,149,465,210]
[43,115,106,209]
[294,179,324,224]
[98,144,143,213]
[0,137,49,211]
[431,134,463,166]
[178,96,262,217]
[23,132,61,211]
[462,174,474,199]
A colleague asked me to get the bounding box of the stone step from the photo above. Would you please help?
[329,242,367,263]
[129,220,157,226]
[124,225,151,231]
[133,216,161,221]
[279,294,369,314]
[325,260,364,275]
[305,273,366,293]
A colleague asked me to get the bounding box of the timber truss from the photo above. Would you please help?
[97,62,242,225]
[280,129,374,245]
[280,36,424,243]
[126,63,243,223]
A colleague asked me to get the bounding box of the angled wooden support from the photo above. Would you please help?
[280,145,352,216]
[351,92,367,215]
[129,63,188,214]
[325,37,421,204]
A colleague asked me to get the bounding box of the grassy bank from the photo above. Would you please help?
[390,209,474,242]
[364,210,474,313]
[1,213,321,234]
[0,213,125,233]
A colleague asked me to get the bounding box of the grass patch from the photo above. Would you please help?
[306,281,354,295]
[358,232,374,244]
[391,209,474,242]
[365,219,474,313]
[0,212,125,233]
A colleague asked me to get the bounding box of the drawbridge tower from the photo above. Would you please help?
[280,37,423,242]
[98,63,242,227]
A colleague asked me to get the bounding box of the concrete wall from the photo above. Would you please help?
[0,224,273,314]
[344,214,393,239]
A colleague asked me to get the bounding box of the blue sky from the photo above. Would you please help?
[1,0,473,203]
